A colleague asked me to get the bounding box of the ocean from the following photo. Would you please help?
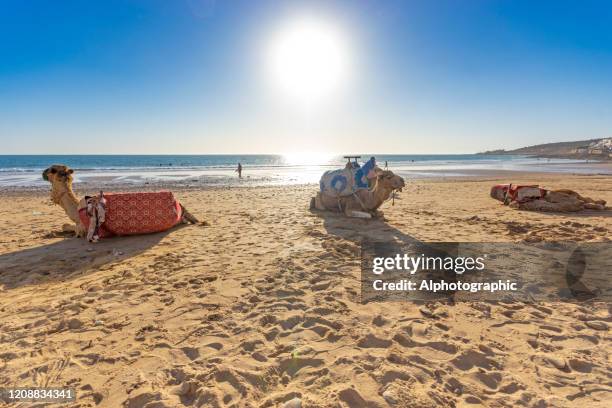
[0,154,608,187]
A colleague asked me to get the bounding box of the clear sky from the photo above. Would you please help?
[1,0,611,154]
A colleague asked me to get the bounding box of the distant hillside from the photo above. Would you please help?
[479,138,611,159]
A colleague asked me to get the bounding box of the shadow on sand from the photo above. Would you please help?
[315,208,420,246]
[312,207,424,272]
[0,226,185,290]
[312,209,459,304]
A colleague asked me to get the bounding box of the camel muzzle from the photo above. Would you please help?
[396,178,406,191]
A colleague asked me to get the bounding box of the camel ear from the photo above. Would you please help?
[68,169,74,174]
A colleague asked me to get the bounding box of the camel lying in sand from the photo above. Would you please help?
[515,190,607,212]
[310,169,405,218]
[491,184,608,212]
[43,164,200,238]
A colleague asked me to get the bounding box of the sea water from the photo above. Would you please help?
[0,154,607,187]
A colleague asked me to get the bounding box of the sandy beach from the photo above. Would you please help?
[1,173,611,407]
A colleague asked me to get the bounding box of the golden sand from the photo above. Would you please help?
[0,174,610,407]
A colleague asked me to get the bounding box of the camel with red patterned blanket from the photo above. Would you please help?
[42,164,200,239]
[490,184,608,212]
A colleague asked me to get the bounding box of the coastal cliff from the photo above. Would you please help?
[479,138,612,160]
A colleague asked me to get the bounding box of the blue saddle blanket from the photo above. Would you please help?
[319,158,376,196]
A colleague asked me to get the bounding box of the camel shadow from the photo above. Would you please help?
[312,209,459,304]
[312,209,612,304]
[0,226,185,290]
[316,209,420,246]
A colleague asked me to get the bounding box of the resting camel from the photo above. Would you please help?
[43,164,200,238]
[513,190,607,212]
[310,169,405,218]
[490,184,608,212]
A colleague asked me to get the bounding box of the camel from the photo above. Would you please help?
[490,184,608,212]
[310,169,405,218]
[512,190,607,212]
[42,164,200,238]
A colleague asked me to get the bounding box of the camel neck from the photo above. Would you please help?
[372,183,393,209]
[52,182,80,224]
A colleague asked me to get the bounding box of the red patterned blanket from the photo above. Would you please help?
[78,191,182,238]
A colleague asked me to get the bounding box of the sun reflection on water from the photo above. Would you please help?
[282,152,335,166]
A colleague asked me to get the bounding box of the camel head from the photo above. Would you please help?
[42,164,84,234]
[375,169,405,192]
[43,164,74,185]
[42,164,80,215]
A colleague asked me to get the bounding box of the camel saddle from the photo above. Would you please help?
[491,184,547,204]
[78,191,183,238]
[319,157,377,197]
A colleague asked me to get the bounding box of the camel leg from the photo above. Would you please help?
[62,223,86,238]
[345,209,372,218]
[62,223,75,233]
[571,192,606,206]
[180,204,201,224]
[545,192,585,212]
[76,223,87,238]
[552,189,606,205]
[583,202,605,211]
[311,193,327,211]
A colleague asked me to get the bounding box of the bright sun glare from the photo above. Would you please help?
[266,17,350,106]
[282,151,334,166]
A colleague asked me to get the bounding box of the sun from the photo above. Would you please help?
[266,17,350,106]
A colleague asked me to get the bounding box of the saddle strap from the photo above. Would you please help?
[352,192,367,211]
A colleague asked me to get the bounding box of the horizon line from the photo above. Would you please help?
[0,152,495,156]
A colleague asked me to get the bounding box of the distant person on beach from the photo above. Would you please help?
[384,160,388,169]
[236,163,242,178]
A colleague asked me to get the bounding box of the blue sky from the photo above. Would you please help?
[1,0,611,154]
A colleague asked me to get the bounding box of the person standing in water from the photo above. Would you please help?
[236,163,242,178]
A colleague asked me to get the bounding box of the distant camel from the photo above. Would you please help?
[42,164,200,238]
[310,169,405,218]
[490,184,608,212]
